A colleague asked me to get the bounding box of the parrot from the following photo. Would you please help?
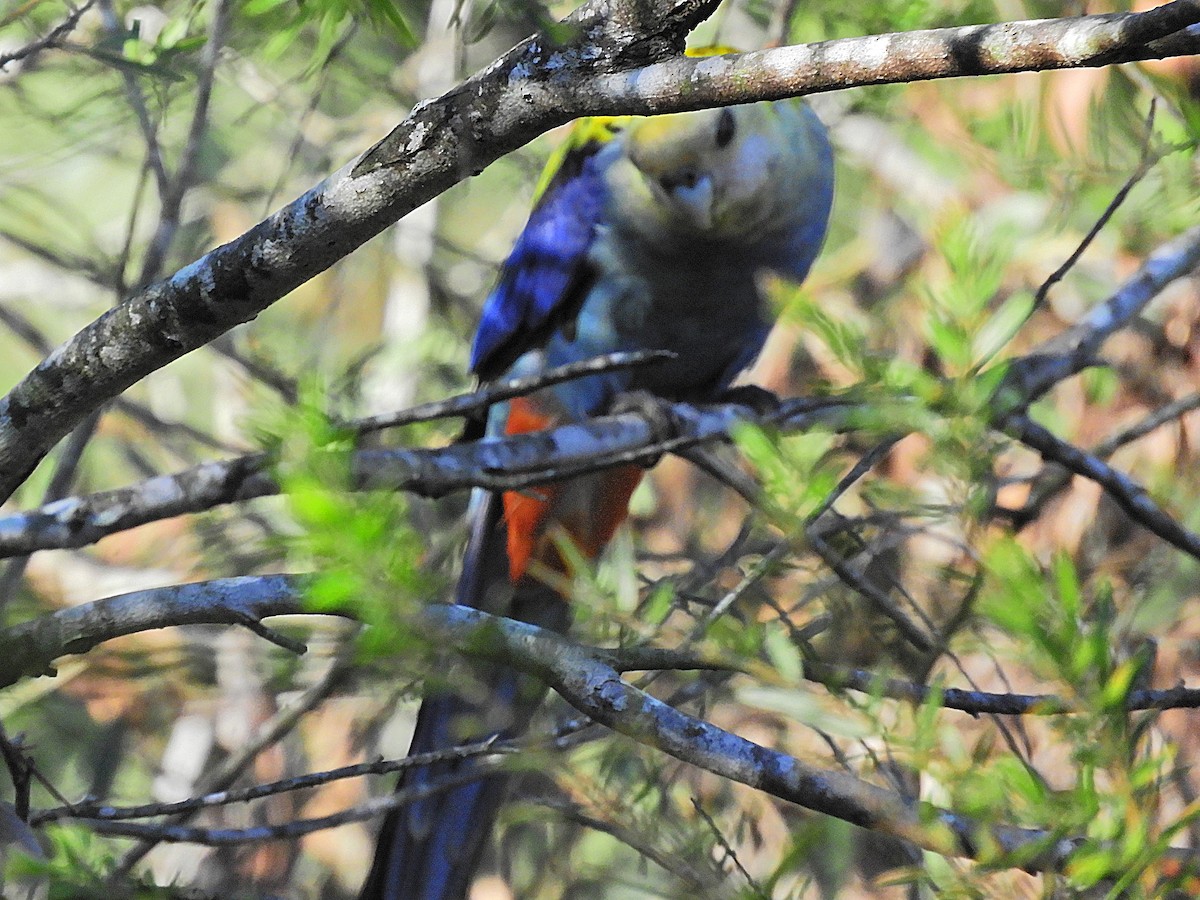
[360,92,835,900]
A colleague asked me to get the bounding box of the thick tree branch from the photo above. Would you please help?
[587,5,1200,110]
[12,576,1199,716]
[0,3,1198,503]
[0,575,316,687]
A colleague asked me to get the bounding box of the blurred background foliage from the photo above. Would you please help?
[1,0,1200,896]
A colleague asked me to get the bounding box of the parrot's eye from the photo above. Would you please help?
[715,108,736,148]
[660,169,699,192]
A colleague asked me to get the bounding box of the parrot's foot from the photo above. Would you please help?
[609,390,680,457]
[717,384,783,417]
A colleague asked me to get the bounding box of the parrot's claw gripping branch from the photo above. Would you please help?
[606,389,685,454]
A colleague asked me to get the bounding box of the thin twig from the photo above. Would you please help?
[135,0,231,288]
[350,350,674,433]
[112,646,350,874]
[807,527,936,653]
[690,796,768,898]
[1031,101,1160,315]
[1002,225,1200,407]
[92,766,504,847]
[33,737,507,825]
[0,0,96,71]
[1009,413,1200,561]
[96,0,169,198]
[801,659,1200,715]
[1001,391,1200,527]
[535,795,720,891]
[0,723,33,821]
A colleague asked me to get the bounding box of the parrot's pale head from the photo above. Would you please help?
[609,101,832,255]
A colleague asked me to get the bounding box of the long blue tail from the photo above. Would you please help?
[359,491,568,900]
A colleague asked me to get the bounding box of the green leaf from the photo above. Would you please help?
[370,0,417,45]
[463,0,498,44]
[973,289,1034,366]
[641,582,675,626]
[763,628,802,684]
[156,15,190,49]
[243,0,291,15]
[1051,552,1081,621]
[1100,658,1139,710]
[1067,847,1116,888]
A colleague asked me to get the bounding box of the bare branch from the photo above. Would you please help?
[0,454,275,559]
[588,7,1200,111]
[0,575,318,688]
[0,0,96,72]
[1002,225,1200,406]
[86,767,504,846]
[1007,413,1200,561]
[1002,392,1200,527]
[351,349,674,433]
[32,737,507,825]
[801,660,1200,715]
[0,302,232,452]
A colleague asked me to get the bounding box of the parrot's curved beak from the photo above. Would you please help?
[666,175,714,231]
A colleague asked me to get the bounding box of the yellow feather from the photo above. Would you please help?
[532,45,739,202]
[685,44,738,57]
[532,117,630,203]
[532,47,739,202]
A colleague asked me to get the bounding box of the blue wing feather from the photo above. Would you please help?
[469,139,612,379]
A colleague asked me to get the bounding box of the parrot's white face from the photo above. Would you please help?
[610,102,827,249]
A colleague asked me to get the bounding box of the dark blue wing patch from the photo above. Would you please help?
[469,140,611,380]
